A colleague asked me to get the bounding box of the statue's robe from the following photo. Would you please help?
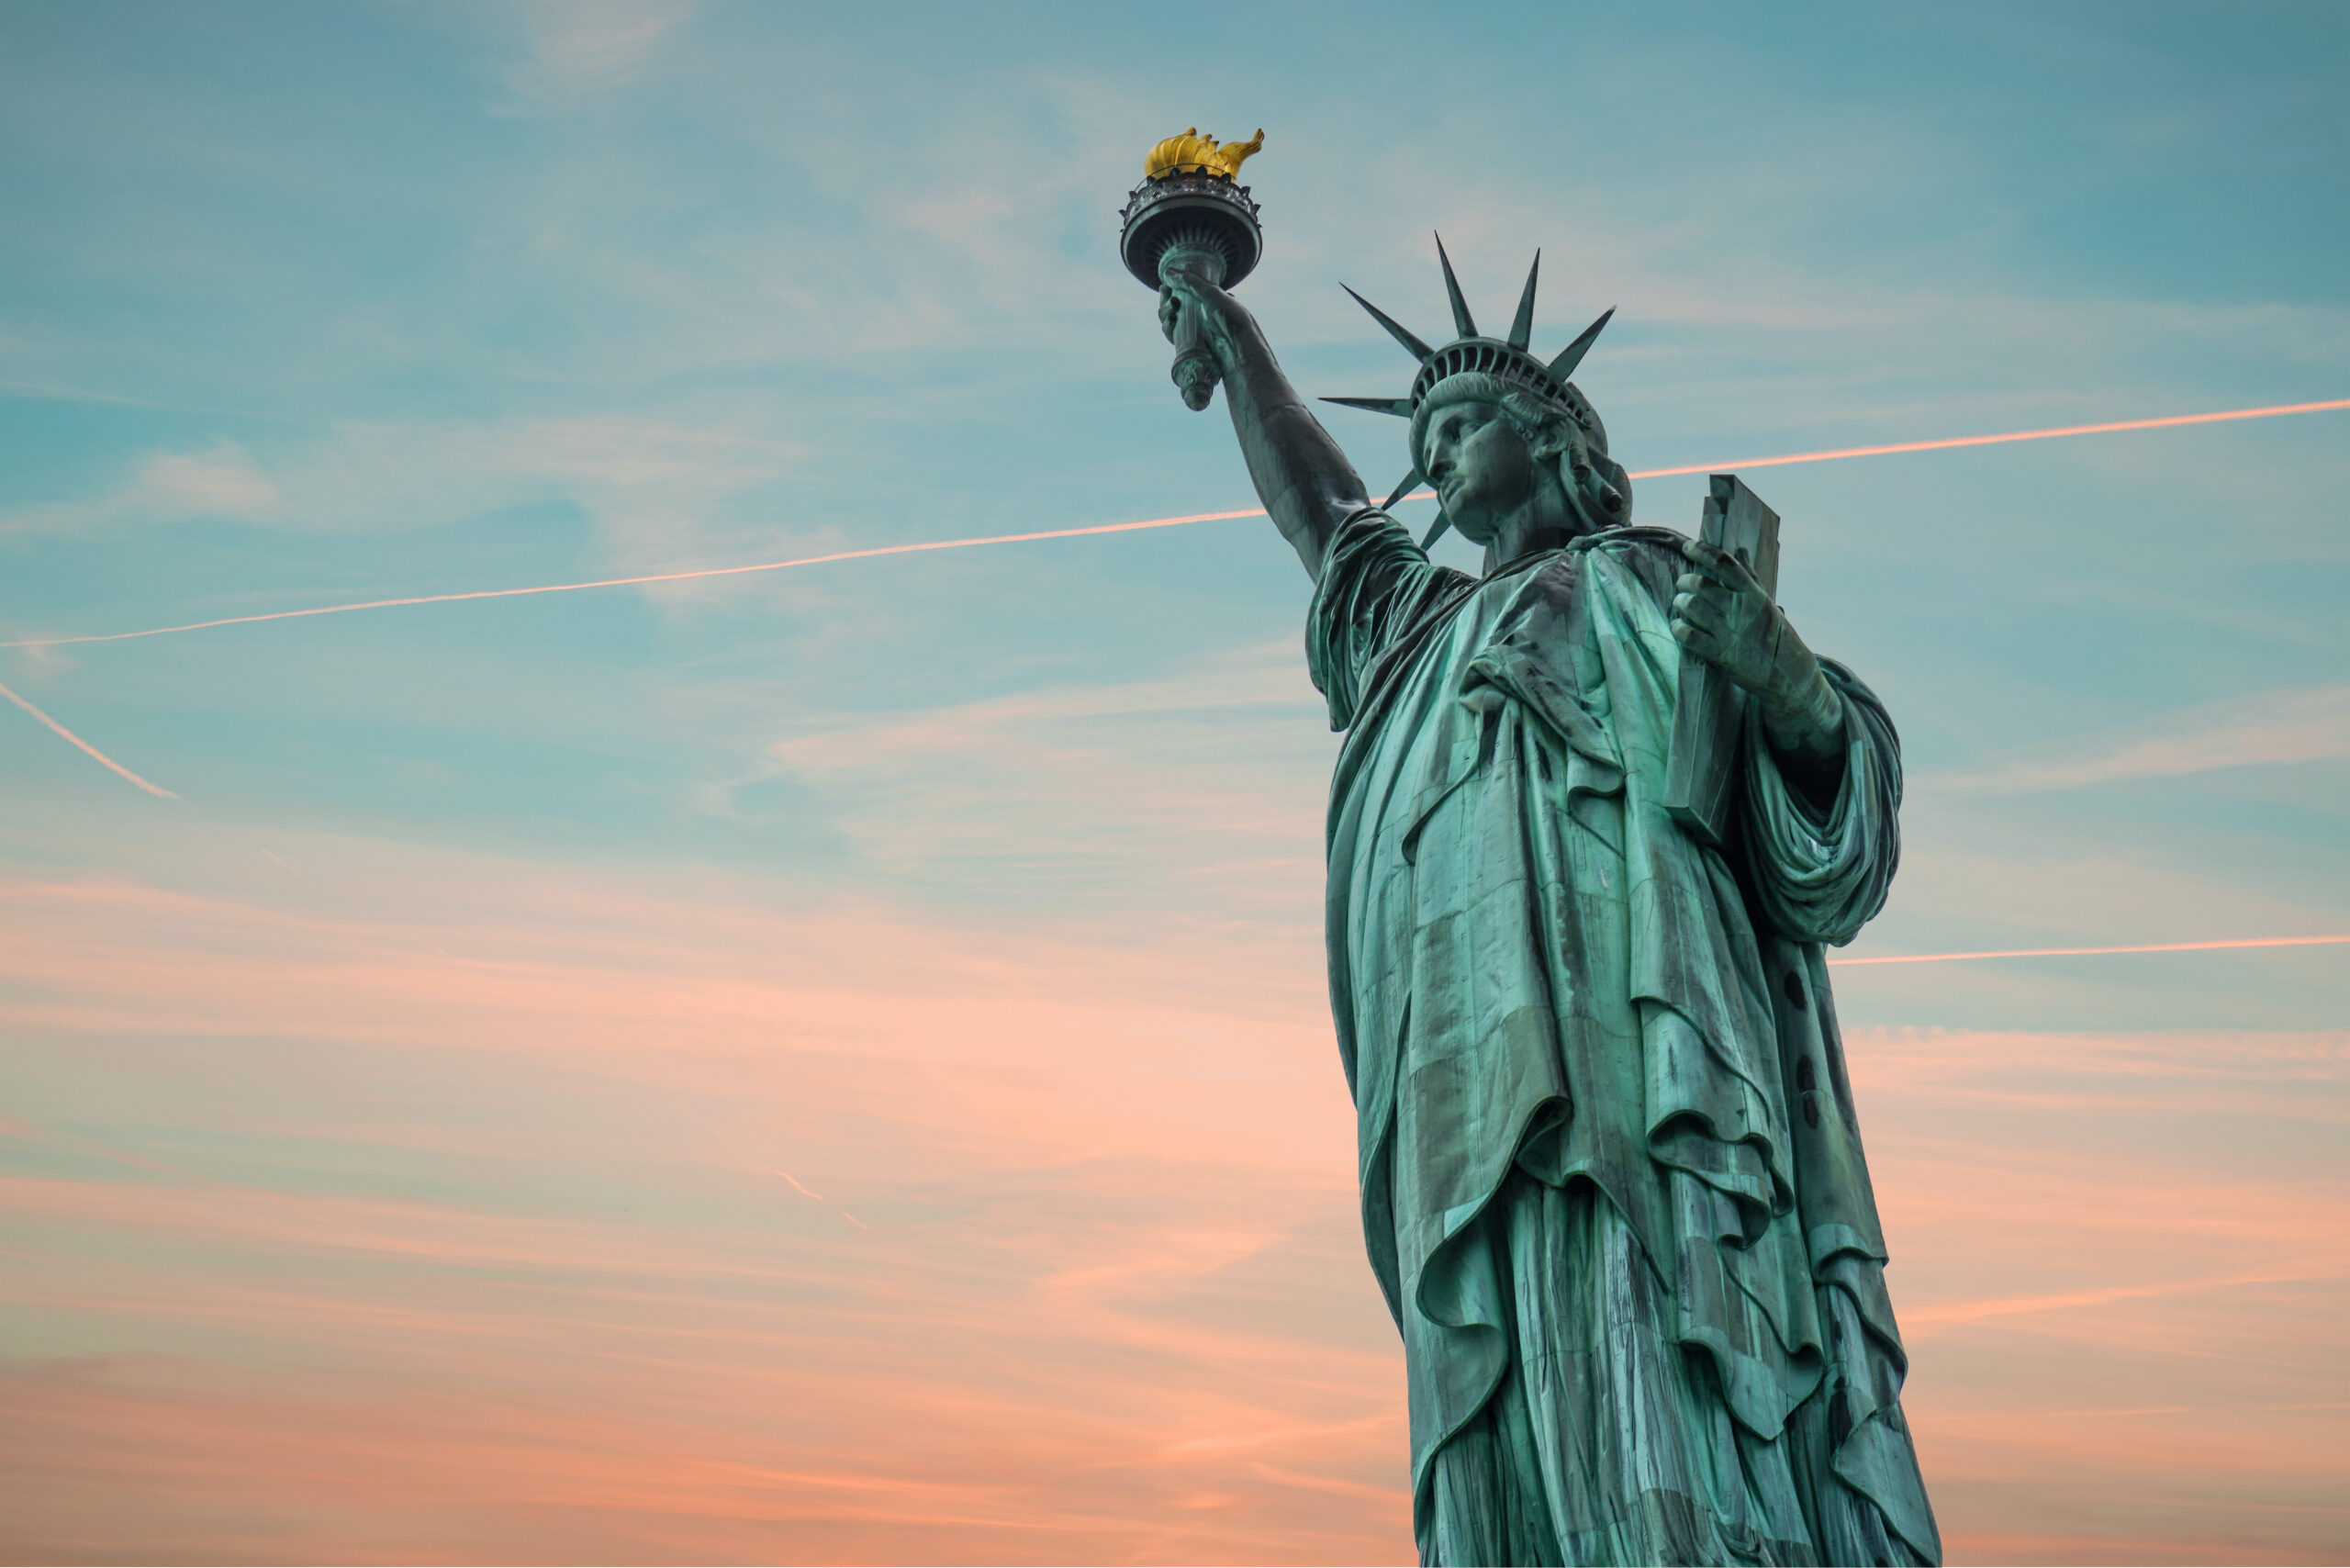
[1307,511,1940,1567]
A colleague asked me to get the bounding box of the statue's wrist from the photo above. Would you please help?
[1215,304,1269,372]
[1762,667,1841,740]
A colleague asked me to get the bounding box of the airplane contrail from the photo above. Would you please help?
[1,510,1270,651]
[768,1168,870,1231]
[5,398,2343,654]
[1629,397,2350,479]
[0,679,177,798]
[1826,933,2349,967]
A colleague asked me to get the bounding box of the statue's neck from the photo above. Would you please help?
[1482,531,1572,577]
[1481,471,1590,575]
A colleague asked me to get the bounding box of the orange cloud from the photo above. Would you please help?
[1,848,2343,1563]
[0,845,1402,1562]
[1844,1025,2348,1565]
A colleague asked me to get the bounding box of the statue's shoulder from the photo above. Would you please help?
[1331,505,1419,553]
[1324,508,1478,603]
[1566,524,1692,599]
[1571,523,1690,560]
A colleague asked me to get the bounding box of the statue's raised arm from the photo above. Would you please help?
[1158,262,1368,584]
[1117,127,1365,582]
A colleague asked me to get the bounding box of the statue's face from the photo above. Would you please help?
[1421,400,1539,544]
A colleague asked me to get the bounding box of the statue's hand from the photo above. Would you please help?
[1672,539,1842,748]
[1157,261,1246,363]
[1157,281,1185,344]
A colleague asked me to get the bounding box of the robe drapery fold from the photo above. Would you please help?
[1307,510,1939,1566]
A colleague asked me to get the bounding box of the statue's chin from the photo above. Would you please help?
[1452,490,1546,551]
[1442,493,1513,547]
[1451,521,1503,552]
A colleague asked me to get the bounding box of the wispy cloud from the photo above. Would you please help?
[497,0,701,107]
[0,417,804,546]
[1920,684,2350,795]
[744,644,1332,906]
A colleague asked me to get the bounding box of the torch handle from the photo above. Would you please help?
[1158,243,1229,412]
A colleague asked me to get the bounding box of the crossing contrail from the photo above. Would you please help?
[1827,933,2350,967]
[4,398,2343,654]
[0,679,177,798]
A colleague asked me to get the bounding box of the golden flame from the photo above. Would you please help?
[1145,127,1263,181]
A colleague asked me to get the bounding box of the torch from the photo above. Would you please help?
[1119,129,1265,410]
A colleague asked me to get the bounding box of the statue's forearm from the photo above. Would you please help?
[1216,312,1368,584]
[1760,672,1847,804]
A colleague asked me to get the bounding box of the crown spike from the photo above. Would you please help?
[1420,511,1452,550]
[1324,396,1416,418]
[1548,306,1615,383]
[1340,285,1434,364]
[1434,233,1477,340]
[1507,251,1539,353]
[1383,466,1426,510]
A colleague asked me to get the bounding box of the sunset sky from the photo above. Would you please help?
[3,3,2346,1562]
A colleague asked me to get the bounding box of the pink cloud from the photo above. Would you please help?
[0,847,2342,1562]
[1845,1026,2349,1565]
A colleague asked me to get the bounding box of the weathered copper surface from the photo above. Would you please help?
[1136,223,1941,1565]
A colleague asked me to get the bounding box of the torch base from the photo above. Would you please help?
[1118,175,1263,292]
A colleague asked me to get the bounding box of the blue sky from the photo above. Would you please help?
[2,3,2345,1562]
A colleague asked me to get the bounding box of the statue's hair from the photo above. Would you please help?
[1410,371,1634,529]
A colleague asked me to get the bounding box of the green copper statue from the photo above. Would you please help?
[1126,135,1940,1567]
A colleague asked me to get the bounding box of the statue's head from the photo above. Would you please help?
[1323,237,1629,549]
[1411,372,1630,544]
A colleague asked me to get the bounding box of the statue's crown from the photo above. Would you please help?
[1144,128,1263,182]
[1324,236,1616,540]
[1324,235,1612,426]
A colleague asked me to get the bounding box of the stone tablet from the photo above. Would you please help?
[1664,473,1782,846]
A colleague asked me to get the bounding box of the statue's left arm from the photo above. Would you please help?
[1739,659,1902,944]
[1667,538,1902,943]
[1669,538,1847,793]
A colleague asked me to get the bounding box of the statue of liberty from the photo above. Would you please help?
[1145,185,1942,1565]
